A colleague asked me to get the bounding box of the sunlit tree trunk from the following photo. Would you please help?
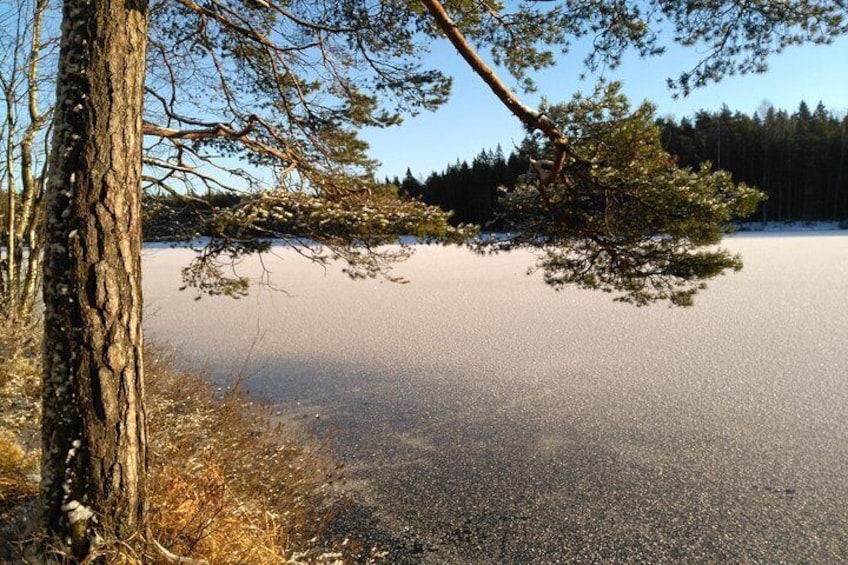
[41,0,149,557]
[3,86,17,310]
[17,0,50,318]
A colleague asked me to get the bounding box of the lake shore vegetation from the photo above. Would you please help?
[0,321,377,564]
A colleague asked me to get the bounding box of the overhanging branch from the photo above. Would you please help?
[420,0,577,208]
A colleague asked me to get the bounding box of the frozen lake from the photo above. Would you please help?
[143,233,848,563]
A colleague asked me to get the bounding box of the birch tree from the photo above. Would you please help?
[0,0,54,322]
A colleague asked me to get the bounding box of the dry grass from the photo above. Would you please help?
[0,316,41,448]
[0,431,39,523]
[144,351,359,564]
[0,327,377,564]
[0,316,42,561]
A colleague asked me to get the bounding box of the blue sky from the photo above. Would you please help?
[364,34,848,181]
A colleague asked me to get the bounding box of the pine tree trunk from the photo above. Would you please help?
[41,0,149,557]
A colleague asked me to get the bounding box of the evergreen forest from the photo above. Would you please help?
[389,101,848,227]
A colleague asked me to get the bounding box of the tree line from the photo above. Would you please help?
[388,145,528,227]
[659,102,848,223]
[387,102,848,227]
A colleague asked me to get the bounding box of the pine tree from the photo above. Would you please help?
[41,0,148,554]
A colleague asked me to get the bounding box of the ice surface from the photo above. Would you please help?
[143,234,848,563]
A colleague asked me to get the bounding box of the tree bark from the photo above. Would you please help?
[41,0,149,557]
[3,82,18,312]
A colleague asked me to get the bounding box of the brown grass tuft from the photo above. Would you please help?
[1,328,369,564]
[0,317,42,562]
[0,432,39,519]
[0,316,41,448]
[144,351,353,564]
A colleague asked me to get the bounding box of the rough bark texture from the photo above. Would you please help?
[41,0,149,556]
